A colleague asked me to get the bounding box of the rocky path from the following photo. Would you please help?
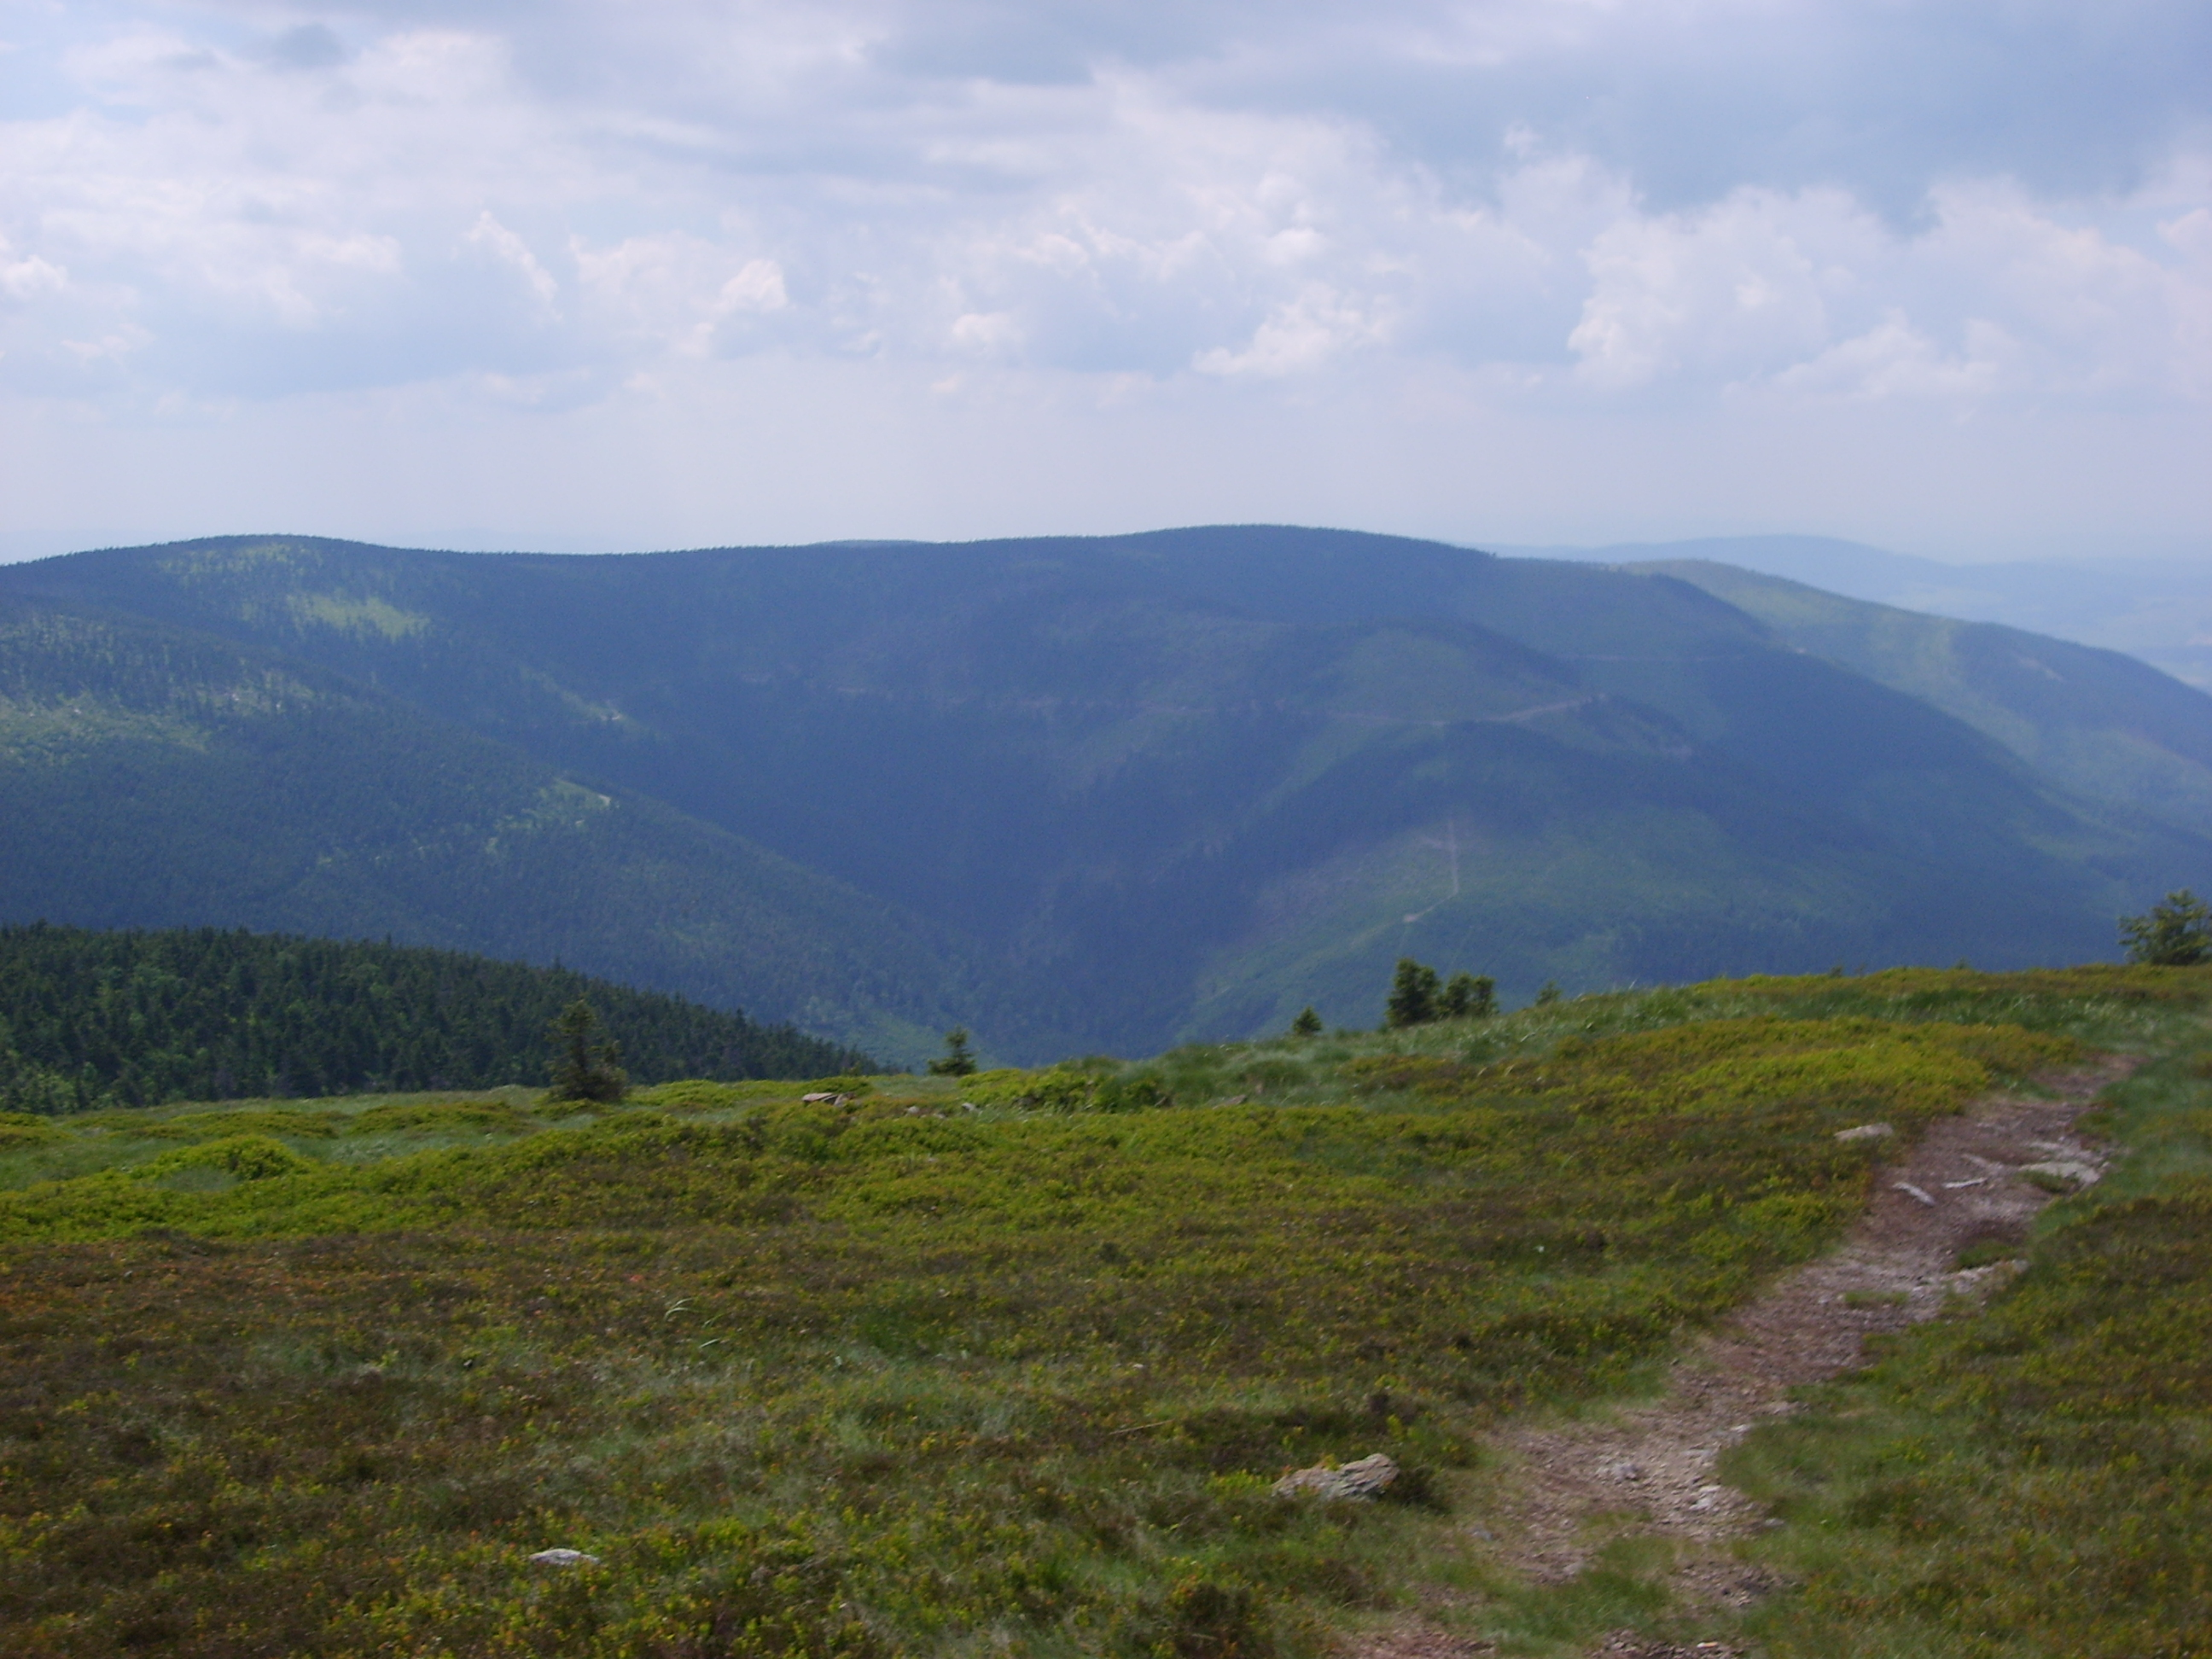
[1351,1060,2132,1659]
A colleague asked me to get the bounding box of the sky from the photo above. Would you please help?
[2,0,2208,564]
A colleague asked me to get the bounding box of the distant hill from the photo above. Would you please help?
[1503,533,2212,690]
[0,923,872,1111]
[3,527,2208,1058]
[1627,559,2212,840]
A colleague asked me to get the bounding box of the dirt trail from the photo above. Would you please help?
[1352,1059,2132,1659]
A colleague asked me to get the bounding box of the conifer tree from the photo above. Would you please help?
[928,1026,978,1077]
[1289,1005,1324,1037]
[548,998,628,1103]
[1385,958,1440,1028]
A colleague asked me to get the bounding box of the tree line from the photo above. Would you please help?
[0,923,872,1113]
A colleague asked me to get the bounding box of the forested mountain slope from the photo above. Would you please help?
[0,923,870,1110]
[0,597,970,1064]
[4,527,2206,1059]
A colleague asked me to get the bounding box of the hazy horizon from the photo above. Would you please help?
[5,525,2207,573]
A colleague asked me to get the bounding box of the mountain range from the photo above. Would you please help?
[3,527,2207,1064]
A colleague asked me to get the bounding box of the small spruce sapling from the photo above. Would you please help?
[928,1026,979,1077]
[547,998,628,1103]
[2120,889,2212,967]
[1289,1006,1324,1038]
[1385,958,1441,1028]
[1534,981,1563,1007]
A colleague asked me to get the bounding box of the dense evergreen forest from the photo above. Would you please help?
[0,596,968,1068]
[0,924,872,1111]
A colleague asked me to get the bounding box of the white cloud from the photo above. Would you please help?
[1919,181,2212,402]
[571,234,789,358]
[0,247,67,301]
[0,0,2203,556]
[467,211,559,315]
[7,5,2204,405]
[950,309,1022,354]
[1769,310,2015,403]
[1194,283,1389,376]
[61,319,150,366]
[1569,189,1841,389]
[719,260,789,315]
[1560,178,2212,406]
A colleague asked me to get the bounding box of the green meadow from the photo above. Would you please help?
[1,966,2207,1656]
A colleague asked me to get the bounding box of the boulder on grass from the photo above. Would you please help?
[1273,1452,1399,1500]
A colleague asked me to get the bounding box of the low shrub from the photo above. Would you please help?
[134,1133,318,1183]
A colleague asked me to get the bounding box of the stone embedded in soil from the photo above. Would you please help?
[527,1548,601,1566]
[1274,1452,1399,1499]
[1834,1122,1895,1143]
[1598,1632,1745,1657]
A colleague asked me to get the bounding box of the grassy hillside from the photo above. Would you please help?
[0,924,869,1111]
[1,964,2206,1656]
[0,597,973,1066]
[1638,558,2212,839]
[4,530,2205,1060]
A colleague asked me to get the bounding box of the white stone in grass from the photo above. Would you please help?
[1835,1123,1895,1144]
[529,1548,601,1567]
[1273,1452,1399,1500]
